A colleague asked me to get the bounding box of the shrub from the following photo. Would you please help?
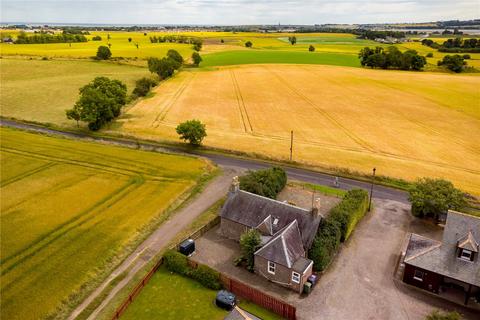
[239,167,287,199]
[175,119,207,146]
[426,52,433,58]
[309,45,315,52]
[92,35,102,41]
[309,219,341,271]
[240,229,261,270]
[245,41,253,48]
[163,250,189,276]
[409,178,466,220]
[463,54,471,59]
[167,49,184,68]
[425,310,462,320]
[437,55,466,73]
[132,77,158,97]
[190,264,222,290]
[96,46,111,60]
[148,57,177,79]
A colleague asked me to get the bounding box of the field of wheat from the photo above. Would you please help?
[116,64,480,194]
[0,127,209,320]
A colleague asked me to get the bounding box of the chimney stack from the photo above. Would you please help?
[230,176,240,194]
[311,198,321,216]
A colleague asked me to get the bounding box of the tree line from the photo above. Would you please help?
[14,31,87,44]
[422,37,480,53]
[358,46,426,70]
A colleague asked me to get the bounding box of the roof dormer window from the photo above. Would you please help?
[459,249,473,262]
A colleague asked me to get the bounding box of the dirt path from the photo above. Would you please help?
[68,169,239,320]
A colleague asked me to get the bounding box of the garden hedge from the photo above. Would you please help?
[163,250,223,290]
[309,189,369,271]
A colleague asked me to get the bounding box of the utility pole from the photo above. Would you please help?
[368,167,376,212]
[289,130,293,162]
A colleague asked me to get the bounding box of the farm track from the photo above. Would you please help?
[151,73,196,128]
[0,147,186,182]
[230,69,253,133]
[1,180,140,277]
[266,66,377,152]
[0,162,56,187]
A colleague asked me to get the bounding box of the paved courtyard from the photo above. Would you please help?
[192,198,479,320]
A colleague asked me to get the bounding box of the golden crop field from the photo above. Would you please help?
[115,64,480,195]
[0,127,210,320]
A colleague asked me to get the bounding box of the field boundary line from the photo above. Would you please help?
[266,66,376,152]
[230,69,253,133]
[0,180,142,278]
[0,162,56,187]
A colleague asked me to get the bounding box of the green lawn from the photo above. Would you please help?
[0,58,150,126]
[201,50,361,67]
[121,266,227,320]
[0,127,210,320]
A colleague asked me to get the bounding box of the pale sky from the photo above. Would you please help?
[1,0,479,25]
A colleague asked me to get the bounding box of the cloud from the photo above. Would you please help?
[1,0,479,25]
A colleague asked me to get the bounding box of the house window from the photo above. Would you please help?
[413,269,424,281]
[268,261,276,274]
[292,272,300,284]
[460,249,473,261]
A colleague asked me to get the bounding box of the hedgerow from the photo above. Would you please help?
[309,189,369,271]
[239,167,287,199]
[163,250,222,290]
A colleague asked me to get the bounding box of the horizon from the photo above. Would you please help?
[1,0,479,25]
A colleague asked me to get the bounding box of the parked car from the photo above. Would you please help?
[215,290,236,310]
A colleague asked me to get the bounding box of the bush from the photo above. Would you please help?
[132,77,158,97]
[426,52,433,57]
[240,229,261,270]
[148,57,177,79]
[425,310,462,320]
[92,35,102,41]
[163,250,189,276]
[239,167,287,199]
[409,178,466,220]
[96,46,111,60]
[167,49,184,68]
[309,45,315,52]
[190,264,222,290]
[437,55,466,73]
[463,54,471,59]
[192,52,202,66]
[245,41,253,48]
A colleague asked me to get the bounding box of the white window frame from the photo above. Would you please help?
[460,249,473,261]
[268,261,276,275]
[413,269,424,282]
[291,271,301,284]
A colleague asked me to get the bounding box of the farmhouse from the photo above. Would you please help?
[220,177,322,293]
[403,210,480,305]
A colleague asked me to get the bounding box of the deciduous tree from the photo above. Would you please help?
[175,119,207,146]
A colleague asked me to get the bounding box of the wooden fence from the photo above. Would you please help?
[111,258,163,320]
[110,216,221,320]
[188,259,297,320]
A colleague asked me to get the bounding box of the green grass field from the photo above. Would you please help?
[0,58,150,126]
[0,127,210,320]
[201,50,360,67]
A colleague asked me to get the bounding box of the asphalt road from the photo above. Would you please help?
[0,118,409,203]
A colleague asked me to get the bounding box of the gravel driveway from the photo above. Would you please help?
[295,199,479,320]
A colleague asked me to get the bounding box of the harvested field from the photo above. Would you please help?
[115,64,480,195]
[0,127,209,320]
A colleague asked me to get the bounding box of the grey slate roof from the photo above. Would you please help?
[254,220,305,268]
[220,190,322,249]
[292,257,313,273]
[404,210,480,287]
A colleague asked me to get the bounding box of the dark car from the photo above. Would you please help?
[215,290,236,310]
